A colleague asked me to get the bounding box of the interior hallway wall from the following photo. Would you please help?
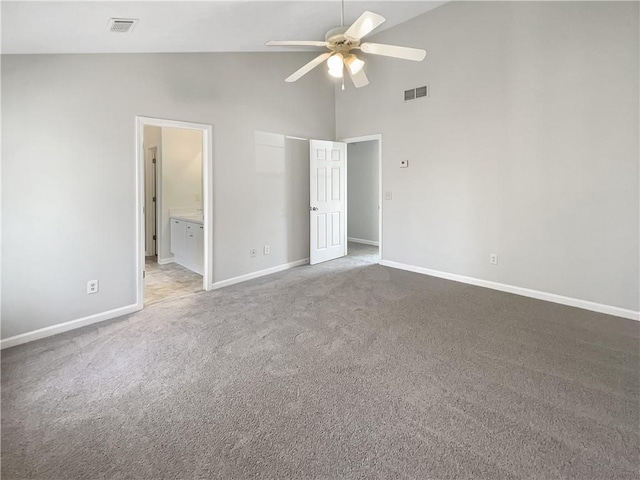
[1,52,335,339]
[336,1,639,313]
[347,140,379,244]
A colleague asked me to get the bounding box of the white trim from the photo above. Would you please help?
[1,303,139,350]
[157,257,175,265]
[348,237,379,246]
[203,123,214,291]
[340,134,382,144]
[344,142,348,259]
[340,134,383,263]
[136,116,214,313]
[380,260,640,321]
[211,259,309,290]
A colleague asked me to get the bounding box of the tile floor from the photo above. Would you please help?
[144,257,203,306]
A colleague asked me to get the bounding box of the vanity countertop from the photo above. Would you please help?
[170,215,204,225]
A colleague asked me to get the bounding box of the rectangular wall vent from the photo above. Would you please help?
[404,89,416,101]
[108,18,138,33]
[404,85,429,102]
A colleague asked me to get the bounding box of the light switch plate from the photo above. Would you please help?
[400,160,409,168]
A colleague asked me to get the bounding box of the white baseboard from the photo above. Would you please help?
[1,303,141,350]
[348,237,379,247]
[157,257,175,265]
[210,258,309,290]
[2,259,308,349]
[380,260,640,321]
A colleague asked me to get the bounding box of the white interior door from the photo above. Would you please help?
[310,140,347,265]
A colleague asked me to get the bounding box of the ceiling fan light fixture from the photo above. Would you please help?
[327,53,344,70]
[344,54,364,75]
[267,8,425,88]
[327,52,344,78]
[328,65,344,78]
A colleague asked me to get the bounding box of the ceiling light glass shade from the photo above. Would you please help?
[344,54,365,74]
[327,53,344,71]
[328,66,344,78]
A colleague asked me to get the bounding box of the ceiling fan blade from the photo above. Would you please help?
[285,52,332,82]
[266,40,329,47]
[348,66,369,88]
[360,42,426,61]
[344,11,386,40]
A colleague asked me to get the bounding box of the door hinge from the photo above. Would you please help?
[143,270,146,278]
[153,235,156,240]
[152,196,156,202]
[152,158,156,164]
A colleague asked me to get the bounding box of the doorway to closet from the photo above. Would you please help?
[344,135,382,264]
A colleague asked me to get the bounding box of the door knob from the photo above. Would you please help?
[310,207,318,211]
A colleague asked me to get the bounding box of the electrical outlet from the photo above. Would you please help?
[384,191,393,200]
[87,280,99,294]
[489,254,498,265]
[249,249,257,258]
[264,245,270,255]
[400,160,409,168]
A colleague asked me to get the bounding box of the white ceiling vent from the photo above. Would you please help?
[108,18,138,34]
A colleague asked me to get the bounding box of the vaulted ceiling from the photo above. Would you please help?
[2,1,446,54]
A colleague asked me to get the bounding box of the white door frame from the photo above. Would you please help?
[135,116,214,310]
[340,134,383,262]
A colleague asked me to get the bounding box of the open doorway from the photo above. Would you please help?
[344,135,382,264]
[136,117,213,310]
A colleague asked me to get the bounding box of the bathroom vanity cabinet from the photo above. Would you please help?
[170,216,204,275]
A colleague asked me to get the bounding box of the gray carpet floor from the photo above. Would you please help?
[2,244,638,479]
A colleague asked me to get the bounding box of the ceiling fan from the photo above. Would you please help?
[266,3,426,88]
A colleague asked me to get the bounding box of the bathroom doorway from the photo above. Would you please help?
[136,117,213,309]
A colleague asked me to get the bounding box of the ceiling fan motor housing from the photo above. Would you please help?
[325,26,359,52]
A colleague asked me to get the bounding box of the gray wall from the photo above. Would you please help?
[347,140,379,243]
[2,52,334,338]
[336,1,639,312]
[2,1,638,340]
[253,132,311,271]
